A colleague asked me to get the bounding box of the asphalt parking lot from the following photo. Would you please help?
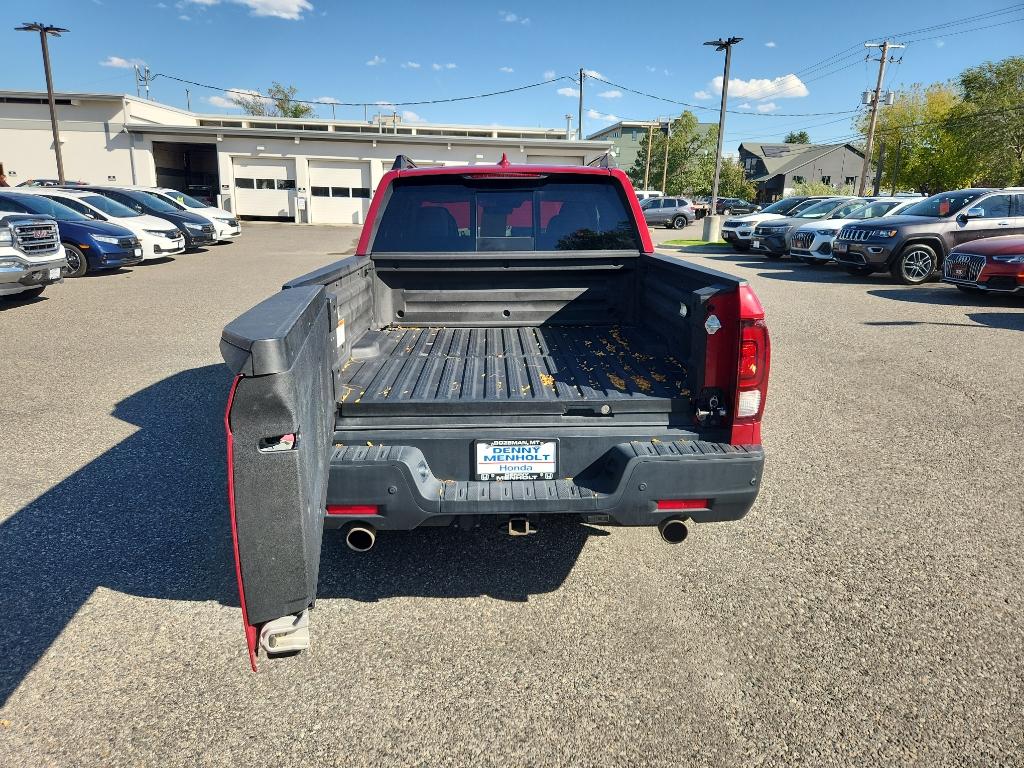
[2,222,1022,766]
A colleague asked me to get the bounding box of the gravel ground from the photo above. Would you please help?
[1,222,1022,766]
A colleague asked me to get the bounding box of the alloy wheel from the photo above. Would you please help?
[902,248,934,282]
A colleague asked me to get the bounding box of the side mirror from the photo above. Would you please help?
[965,207,985,219]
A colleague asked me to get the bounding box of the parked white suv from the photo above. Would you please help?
[0,213,67,299]
[16,188,185,260]
[788,198,915,265]
[152,187,241,242]
[721,196,832,251]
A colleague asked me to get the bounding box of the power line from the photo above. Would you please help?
[151,72,574,108]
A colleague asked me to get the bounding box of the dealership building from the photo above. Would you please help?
[0,90,613,224]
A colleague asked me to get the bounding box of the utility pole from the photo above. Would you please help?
[661,119,671,194]
[134,64,141,97]
[643,122,654,190]
[704,36,742,221]
[858,41,904,195]
[134,65,155,100]
[185,88,191,111]
[564,113,573,140]
[578,67,585,140]
[16,22,68,184]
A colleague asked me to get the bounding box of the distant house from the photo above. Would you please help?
[589,120,715,182]
[738,142,868,202]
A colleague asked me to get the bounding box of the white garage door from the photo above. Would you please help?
[233,157,296,218]
[309,160,371,225]
[525,155,585,165]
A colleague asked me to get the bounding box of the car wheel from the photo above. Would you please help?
[723,208,731,215]
[892,244,937,285]
[672,215,687,229]
[844,265,873,276]
[63,244,88,277]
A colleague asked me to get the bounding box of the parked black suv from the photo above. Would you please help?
[715,197,759,215]
[833,188,1024,285]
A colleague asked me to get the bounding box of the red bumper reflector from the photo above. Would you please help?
[326,504,379,516]
[657,499,709,511]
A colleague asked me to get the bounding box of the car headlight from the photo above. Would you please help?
[872,229,899,238]
[214,216,233,223]
[816,229,837,236]
[144,229,172,238]
[993,254,1024,264]
[0,258,19,268]
[183,222,204,231]
[93,235,121,244]
[0,228,12,246]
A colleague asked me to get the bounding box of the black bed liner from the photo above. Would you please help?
[337,325,690,416]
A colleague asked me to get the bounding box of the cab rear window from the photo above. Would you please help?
[371,175,640,252]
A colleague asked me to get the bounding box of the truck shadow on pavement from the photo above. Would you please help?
[0,364,590,705]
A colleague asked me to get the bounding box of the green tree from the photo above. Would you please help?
[231,82,314,118]
[627,111,717,195]
[793,179,857,196]
[783,130,810,144]
[956,57,1024,185]
[715,158,758,200]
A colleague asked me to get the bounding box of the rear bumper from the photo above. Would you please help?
[324,439,764,529]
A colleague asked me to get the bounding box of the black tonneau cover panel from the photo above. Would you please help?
[338,325,689,416]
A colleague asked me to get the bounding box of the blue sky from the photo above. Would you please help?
[4,0,1024,151]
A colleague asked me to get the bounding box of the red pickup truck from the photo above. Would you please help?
[221,157,771,666]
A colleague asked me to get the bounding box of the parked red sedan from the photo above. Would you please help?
[943,236,1024,295]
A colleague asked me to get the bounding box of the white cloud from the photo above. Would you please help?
[557,87,579,98]
[598,89,622,99]
[543,70,556,80]
[402,110,424,122]
[316,96,340,104]
[583,69,603,79]
[693,90,712,100]
[183,0,313,19]
[663,69,670,76]
[156,2,167,6]
[432,62,457,70]
[756,102,778,113]
[499,66,514,73]
[100,56,145,68]
[499,10,529,23]
[645,65,656,73]
[587,108,619,123]
[764,41,776,48]
[738,103,752,110]
[401,61,421,69]
[935,39,945,48]
[208,95,242,109]
[710,73,808,99]
[374,100,395,108]
[366,55,385,66]
[179,14,191,20]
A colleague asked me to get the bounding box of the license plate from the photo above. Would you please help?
[950,264,968,279]
[752,239,760,249]
[834,242,847,253]
[475,439,557,481]
[134,247,143,257]
[48,267,61,279]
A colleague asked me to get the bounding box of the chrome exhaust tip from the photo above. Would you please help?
[658,517,689,544]
[345,523,376,552]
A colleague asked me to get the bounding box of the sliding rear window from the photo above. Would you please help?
[371,175,640,252]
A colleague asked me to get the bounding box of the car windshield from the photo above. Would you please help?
[162,190,208,209]
[827,201,869,219]
[121,191,180,213]
[6,194,89,221]
[138,191,186,211]
[790,198,824,215]
[760,198,801,215]
[795,199,845,219]
[848,200,901,219]
[901,190,986,218]
[82,194,141,218]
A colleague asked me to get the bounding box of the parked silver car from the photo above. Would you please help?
[0,213,67,300]
[641,196,697,229]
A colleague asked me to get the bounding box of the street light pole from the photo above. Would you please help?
[704,36,742,218]
[16,22,69,184]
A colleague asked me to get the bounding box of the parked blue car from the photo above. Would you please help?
[0,192,143,277]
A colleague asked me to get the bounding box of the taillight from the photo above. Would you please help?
[657,499,709,511]
[733,318,770,436]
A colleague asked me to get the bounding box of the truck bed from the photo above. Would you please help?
[337,324,689,416]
